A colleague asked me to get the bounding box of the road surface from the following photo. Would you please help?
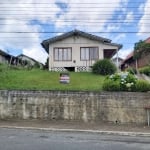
[0,128,150,150]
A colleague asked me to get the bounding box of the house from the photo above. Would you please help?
[121,51,134,70]
[112,57,123,69]
[0,49,16,65]
[17,54,43,68]
[41,30,122,72]
[121,37,150,70]
[0,49,10,64]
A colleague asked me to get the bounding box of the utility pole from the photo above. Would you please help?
[116,48,119,72]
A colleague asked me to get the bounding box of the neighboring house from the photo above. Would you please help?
[17,54,43,68]
[41,30,122,72]
[0,49,16,65]
[121,37,150,70]
[121,52,135,70]
[112,57,123,69]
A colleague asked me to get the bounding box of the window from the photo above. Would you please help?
[80,47,99,60]
[54,48,72,61]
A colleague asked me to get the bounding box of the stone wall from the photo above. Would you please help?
[0,90,150,124]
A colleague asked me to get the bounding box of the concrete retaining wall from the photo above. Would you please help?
[0,90,150,124]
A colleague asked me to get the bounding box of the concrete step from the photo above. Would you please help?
[136,74,150,83]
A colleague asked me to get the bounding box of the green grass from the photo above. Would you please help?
[0,65,105,91]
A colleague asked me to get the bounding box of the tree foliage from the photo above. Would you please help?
[134,40,150,60]
[44,58,49,70]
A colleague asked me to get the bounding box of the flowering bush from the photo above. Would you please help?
[103,72,137,91]
[103,72,150,92]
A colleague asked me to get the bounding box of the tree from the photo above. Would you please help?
[133,40,150,72]
[44,58,49,70]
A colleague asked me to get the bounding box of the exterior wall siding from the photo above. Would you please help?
[0,55,8,64]
[138,53,150,68]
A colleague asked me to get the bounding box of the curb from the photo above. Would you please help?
[0,126,150,137]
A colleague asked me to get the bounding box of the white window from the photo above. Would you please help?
[54,48,72,61]
[80,47,99,60]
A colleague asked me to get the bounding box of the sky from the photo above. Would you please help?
[0,0,150,64]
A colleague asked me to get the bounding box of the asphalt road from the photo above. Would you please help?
[0,128,150,150]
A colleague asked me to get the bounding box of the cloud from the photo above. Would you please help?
[138,3,145,12]
[55,0,123,32]
[124,12,134,23]
[118,47,133,59]
[23,46,48,64]
[137,0,150,38]
[0,0,59,63]
[113,33,126,42]
[0,0,132,63]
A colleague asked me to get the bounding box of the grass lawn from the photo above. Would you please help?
[0,67,105,91]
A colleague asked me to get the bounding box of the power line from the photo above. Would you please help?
[0,23,149,28]
[0,6,147,8]
[0,18,149,21]
[0,13,148,16]
[0,10,144,12]
[0,31,149,33]
[0,21,150,25]
[0,2,145,4]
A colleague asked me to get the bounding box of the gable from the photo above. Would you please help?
[41,30,122,53]
[50,34,103,46]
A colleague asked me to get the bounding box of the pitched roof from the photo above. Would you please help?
[145,37,150,43]
[0,49,10,57]
[123,37,150,62]
[125,51,134,60]
[121,51,134,66]
[41,29,122,53]
[17,54,43,65]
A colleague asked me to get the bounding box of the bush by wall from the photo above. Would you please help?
[139,66,150,76]
[92,59,117,75]
[126,67,137,75]
[102,80,120,91]
[103,72,150,92]
[135,80,150,92]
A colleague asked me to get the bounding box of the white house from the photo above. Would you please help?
[41,30,122,72]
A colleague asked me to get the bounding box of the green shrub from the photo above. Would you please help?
[33,62,41,69]
[103,72,138,92]
[103,79,120,91]
[92,59,117,75]
[139,66,150,76]
[103,72,150,92]
[135,80,150,92]
[121,73,137,91]
[126,67,137,75]
[0,63,8,72]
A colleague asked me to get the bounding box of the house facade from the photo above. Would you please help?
[121,37,150,70]
[17,54,43,68]
[112,57,123,69]
[0,50,11,64]
[42,30,122,72]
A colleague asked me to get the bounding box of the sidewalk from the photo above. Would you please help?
[0,119,150,136]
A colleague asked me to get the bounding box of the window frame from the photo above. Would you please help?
[80,47,99,61]
[53,47,72,61]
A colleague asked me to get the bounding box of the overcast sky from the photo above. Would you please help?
[0,0,149,63]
